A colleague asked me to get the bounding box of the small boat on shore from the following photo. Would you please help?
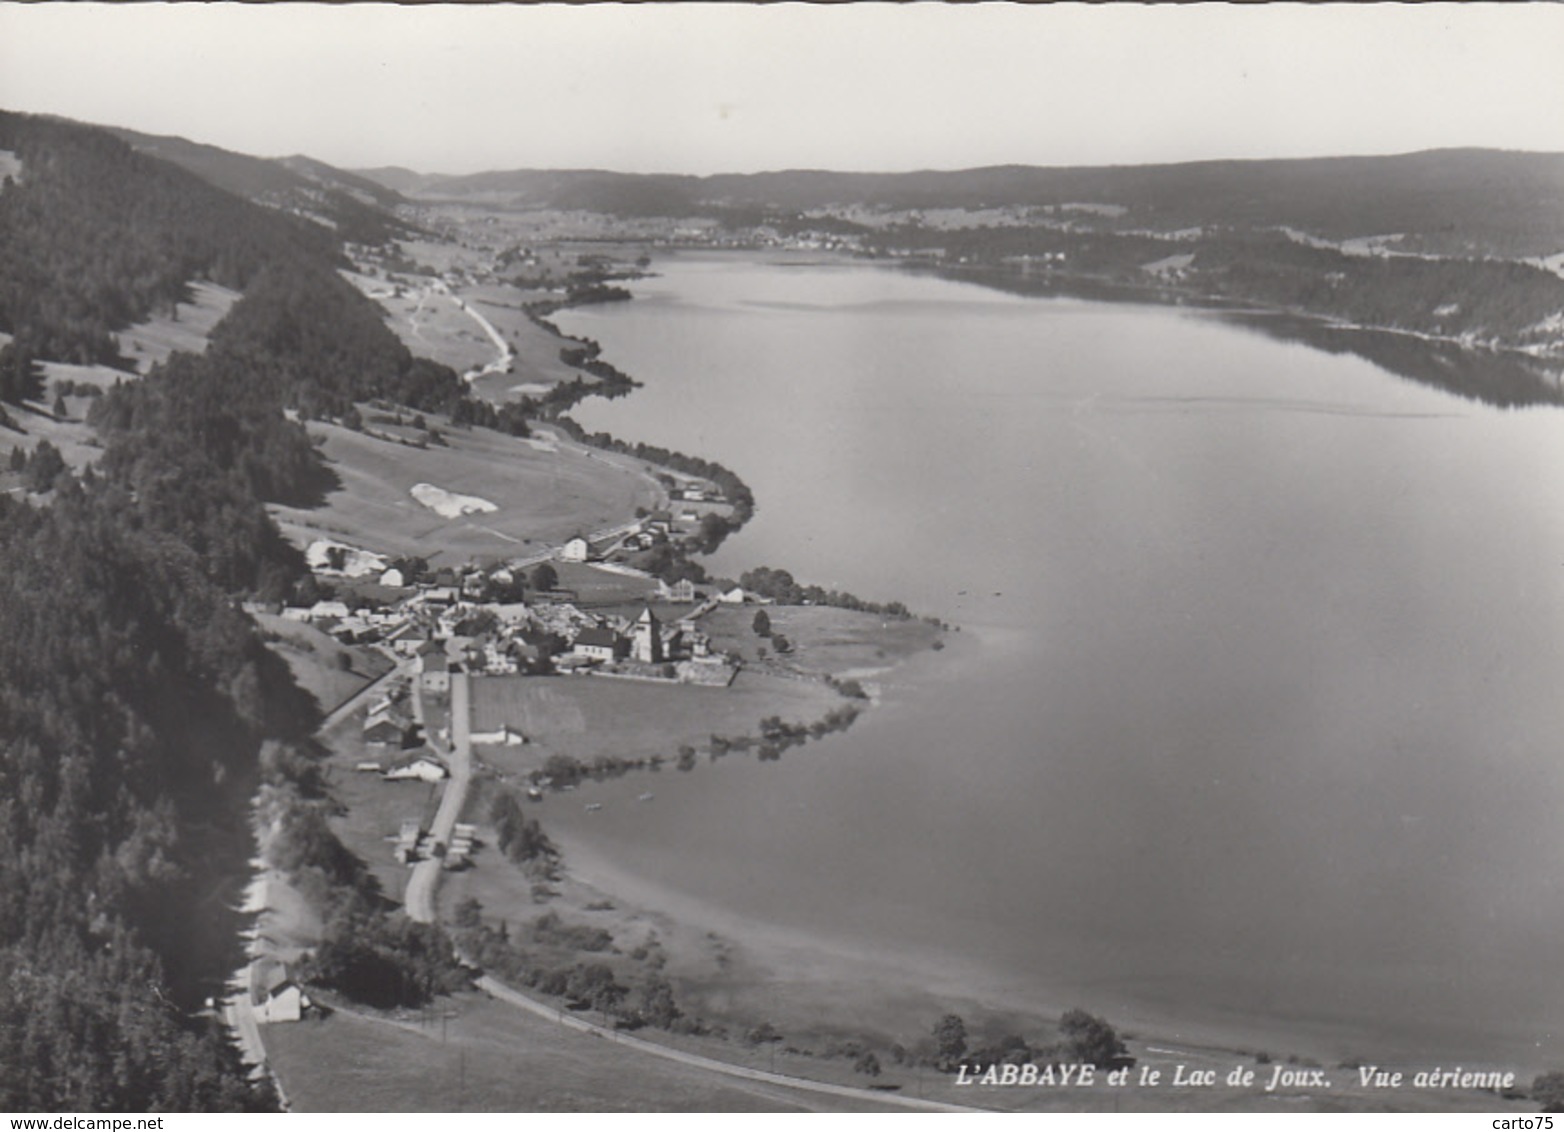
[584,802,603,812]
[637,792,655,802]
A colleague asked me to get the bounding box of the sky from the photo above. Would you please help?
[2,3,1563,176]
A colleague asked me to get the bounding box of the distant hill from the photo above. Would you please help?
[361,149,1564,258]
[106,124,413,245]
[354,165,454,196]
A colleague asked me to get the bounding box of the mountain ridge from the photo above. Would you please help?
[354,147,1564,258]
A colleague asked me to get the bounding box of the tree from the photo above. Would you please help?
[52,393,67,419]
[7,446,23,473]
[531,562,558,592]
[453,897,484,930]
[752,609,772,637]
[0,342,43,406]
[855,1050,882,1077]
[1058,1008,1127,1067]
[1534,1070,1564,1112]
[933,1013,968,1071]
[24,439,65,493]
[635,976,681,1029]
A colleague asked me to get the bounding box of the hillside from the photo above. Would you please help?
[106,124,414,244]
[0,109,477,1111]
[364,148,1564,259]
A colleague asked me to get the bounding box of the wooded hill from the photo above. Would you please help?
[364,148,1564,259]
[106,124,415,246]
[0,110,472,1110]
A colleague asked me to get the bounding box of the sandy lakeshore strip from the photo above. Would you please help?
[541,821,1055,1051]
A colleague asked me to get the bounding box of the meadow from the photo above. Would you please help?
[267,418,663,563]
[468,670,845,772]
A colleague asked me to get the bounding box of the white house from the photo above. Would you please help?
[658,578,696,604]
[379,567,406,588]
[308,600,351,623]
[416,641,452,693]
[572,626,624,662]
[718,586,748,604]
[470,724,526,746]
[559,535,590,562]
[251,963,306,1024]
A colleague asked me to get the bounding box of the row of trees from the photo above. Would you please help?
[739,565,912,619]
[931,1009,1128,1073]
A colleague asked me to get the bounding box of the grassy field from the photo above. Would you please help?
[363,280,498,376]
[261,992,898,1112]
[2,282,241,478]
[468,670,845,773]
[680,605,943,675]
[253,614,394,718]
[116,281,239,373]
[267,418,663,563]
[545,561,662,606]
[460,285,587,403]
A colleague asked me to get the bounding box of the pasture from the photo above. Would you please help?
[698,605,944,674]
[459,285,587,403]
[117,281,240,373]
[3,282,239,475]
[469,670,844,772]
[253,613,393,718]
[267,418,663,563]
[358,278,498,376]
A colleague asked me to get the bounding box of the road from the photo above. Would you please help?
[473,975,976,1113]
[404,671,472,922]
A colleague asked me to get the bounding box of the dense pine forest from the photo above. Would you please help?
[0,111,472,1109]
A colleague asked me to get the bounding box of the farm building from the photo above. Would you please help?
[572,626,626,662]
[251,962,307,1024]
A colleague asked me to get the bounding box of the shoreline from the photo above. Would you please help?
[474,254,1543,1084]
[327,246,1546,1105]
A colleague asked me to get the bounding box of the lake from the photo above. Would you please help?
[550,254,1564,1070]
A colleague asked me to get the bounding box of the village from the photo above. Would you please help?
[253,476,798,862]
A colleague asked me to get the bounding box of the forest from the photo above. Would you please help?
[0,111,472,1109]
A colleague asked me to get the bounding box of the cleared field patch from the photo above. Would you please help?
[366,281,498,375]
[469,670,844,773]
[699,606,943,674]
[4,281,241,475]
[1,396,104,476]
[253,613,393,717]
[117,281,240,373]
[267,418,662,563]
[545,560,661,606]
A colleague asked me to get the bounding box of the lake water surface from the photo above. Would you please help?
[552,255,1564,1068]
